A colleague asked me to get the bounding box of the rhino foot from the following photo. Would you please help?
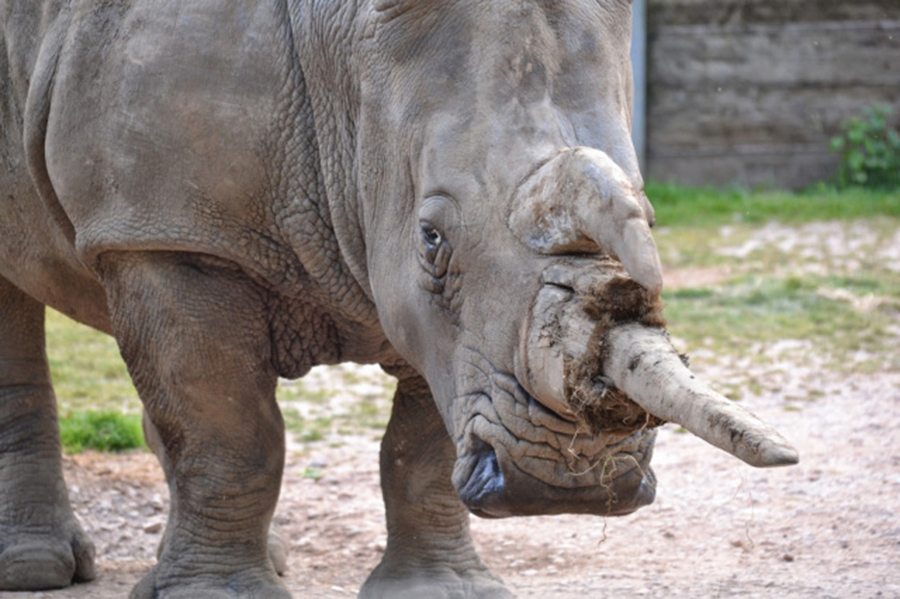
[360,567,514,599]
[0,520,96,591]
[152,524,287,576]
[130,565,290,599]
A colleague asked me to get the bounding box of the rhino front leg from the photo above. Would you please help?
[100,252,288,599]
[0,276,96,591]
[361,374,512,599]
[141,411,289,576]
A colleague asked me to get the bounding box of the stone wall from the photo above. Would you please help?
[646,0,900,188]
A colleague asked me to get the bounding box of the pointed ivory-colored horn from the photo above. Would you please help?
[603,324,799,468]
[508,147,662,294]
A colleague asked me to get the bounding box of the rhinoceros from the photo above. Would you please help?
[0,1,797,597]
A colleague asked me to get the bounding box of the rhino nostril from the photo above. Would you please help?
[457,440,505,509]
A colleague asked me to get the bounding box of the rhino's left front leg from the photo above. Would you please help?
[99,252,288,599]
[361,374,512,599]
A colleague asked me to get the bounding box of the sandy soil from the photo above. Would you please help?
[5,356,896,599]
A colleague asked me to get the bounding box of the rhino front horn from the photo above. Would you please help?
[603,324,799,468]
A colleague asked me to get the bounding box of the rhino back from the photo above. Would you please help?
[44,3,307,284]
[2,1,388,366]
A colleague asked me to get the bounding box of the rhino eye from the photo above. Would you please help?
[417,220,450,280]
[421,225,443,250]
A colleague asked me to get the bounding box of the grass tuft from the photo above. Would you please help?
[59,410,145,454]
[46,310,140,414]
[663,274,899,371]
[647,182,900,227]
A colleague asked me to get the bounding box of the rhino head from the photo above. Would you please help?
[355,0,797,518]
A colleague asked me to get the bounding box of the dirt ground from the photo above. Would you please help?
[5,221,900,599]
[5,355,895,598]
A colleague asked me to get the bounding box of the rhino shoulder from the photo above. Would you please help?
[39,3,310,288]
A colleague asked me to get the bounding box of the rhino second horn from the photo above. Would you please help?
[514,284,580,420]
[603,324,800,468]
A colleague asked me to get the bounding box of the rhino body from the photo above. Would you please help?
[0,2,795,597]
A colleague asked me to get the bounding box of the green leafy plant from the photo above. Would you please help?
[59,410,145,453]
[830,105,900,189]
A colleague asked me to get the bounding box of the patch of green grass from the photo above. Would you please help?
[647,182,900,228]
[45,310,140,414]
[59,410,145,454]
[280,387,393,445]
[653,226,739,269]
[655,216,899,277]
[347,394,391,431]
[664,274,899,370]
[277,384,337,405]
[820,275,900,296]
[302,467,325,480]
[281,408,331,442]
[45,312,395,450]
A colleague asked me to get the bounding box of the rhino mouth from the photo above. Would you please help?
[450,372,656,518]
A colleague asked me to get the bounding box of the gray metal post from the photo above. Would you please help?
[630,0,647,173]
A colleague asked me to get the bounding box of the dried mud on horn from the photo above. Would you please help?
[528,260,799,468]
[529,260,670,434]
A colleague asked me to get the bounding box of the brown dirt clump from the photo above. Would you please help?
[563,272,666,435]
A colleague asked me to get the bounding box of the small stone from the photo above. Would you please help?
[144,521,164,534]
[782,554,794,562]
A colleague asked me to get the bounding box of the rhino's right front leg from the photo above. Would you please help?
[100,252,288,599]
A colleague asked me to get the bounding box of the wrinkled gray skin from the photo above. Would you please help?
[0,1,658,597]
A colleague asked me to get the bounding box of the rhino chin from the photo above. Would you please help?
[453,434,657,519]
[450,380,658,518]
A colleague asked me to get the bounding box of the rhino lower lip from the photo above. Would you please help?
[452,373,656,514]
[456,438,505,509]
[457,430,656,518]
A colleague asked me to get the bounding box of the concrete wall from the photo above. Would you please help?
[645,0,900,188]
